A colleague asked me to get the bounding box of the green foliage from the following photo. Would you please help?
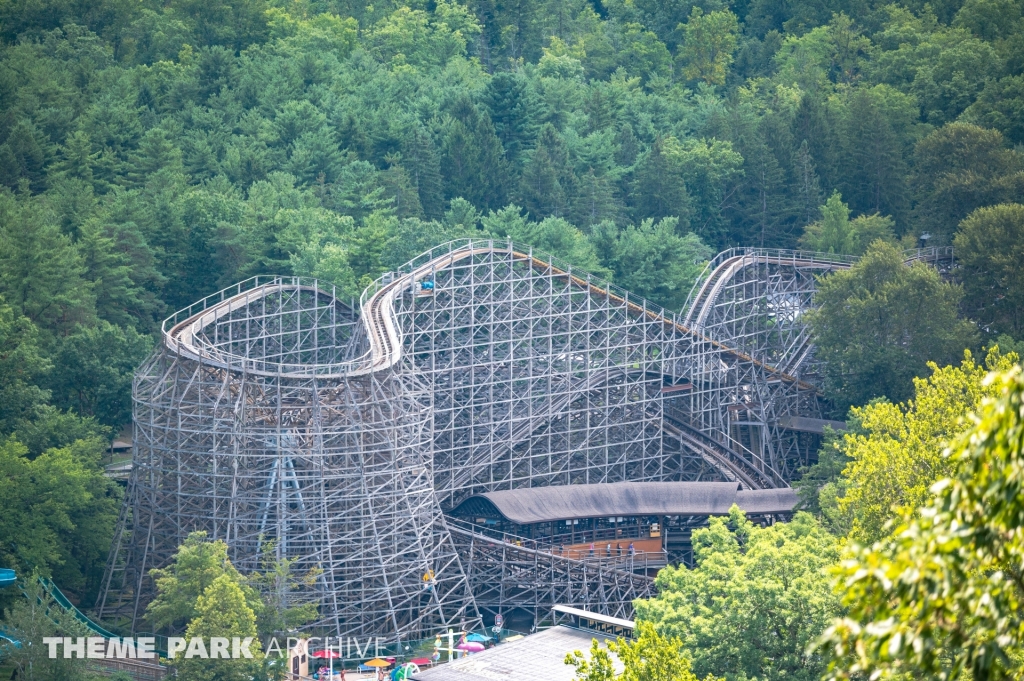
[175,574,264,681]
[47,322,152,429]
[799,191,895,255]
[832,349,1019,545]
[964,75,1024,145]
[630,137,692,225]
[566,621,718,681]
[0,299,50,435]
[807,241,978,414]
[593,217,712,310]
[0,436,121,605]
[678,8,740,85]
[0,191,95,336]
[146,531,263,633]
[954,203,1024,338]
[911,123,1024,244]
[249,540,321,637]
[0,577,92,681]
[820,367,1024,680]
[635,507,841,681]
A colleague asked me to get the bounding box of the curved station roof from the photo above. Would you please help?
[451,481,799,525]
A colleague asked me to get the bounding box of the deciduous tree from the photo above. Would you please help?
[677,8,739,85]
[806,241,977,413]
[635,508,841,681]
[954,203,1024,337]
[820,367,1024,680]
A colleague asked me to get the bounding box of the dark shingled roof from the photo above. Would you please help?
[452,482,798,524]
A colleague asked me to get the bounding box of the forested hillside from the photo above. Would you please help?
[1,0,1023,612]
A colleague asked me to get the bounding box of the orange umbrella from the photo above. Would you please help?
[364,658,391,668]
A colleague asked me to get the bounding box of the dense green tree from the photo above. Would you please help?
[678,8,740,85]
[823,349,1018,545]
[593,217,712,310]
[440,96,511,212]
[911,123,1024,244]
[727,111,794,248]
[0,120,48,192]
[78,220,165,329]
[0,436,121,605]
[954,203,1024,337]
[635,507,841,681]
[174,574,264,681]
[146,531,263,633]
[483,206,609,276]
[403,127,445,220]
[380,155,425,219]
[11,403,110,458]
[566,621,716,681]
[798,192,895,255]
[630,137,691,225]
[871,7,1002,124]
[964,75,1024,145]
[674,136,743,243]
[807,241,978,413]
[484,71,539,168]
[47,322,151,429]
[0,301,50,436]
[837,87,911,230]
[791,94,840,197]
[519,124,576,218]
[0,192,95,335]
[820,368,1024,680]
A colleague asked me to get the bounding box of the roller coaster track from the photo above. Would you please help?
[682,250,856,331]
[163,242,850,390]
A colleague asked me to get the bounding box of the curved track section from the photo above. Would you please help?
[106,241,940,639]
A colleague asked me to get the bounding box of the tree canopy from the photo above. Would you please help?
[807,241,978,413]
[820,366,1024,680]
[634,507,842,681]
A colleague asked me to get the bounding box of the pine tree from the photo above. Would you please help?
[483,71,539,168]
[792,93,839,194]
[0,120,47,192]
[839,89,909,229]
[381,154,424,219]
[440,96,511,212]
[614,124,640,168]
[571,169,624,229]
[0,193,96,335]
[725,111,792,248]
[631,138,691,226]
[519,124,576,219]
[795,140,823,228]
[127,127,185,187]
[403,127,445,220]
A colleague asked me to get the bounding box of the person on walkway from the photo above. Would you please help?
[606,543,612,557]
[617,542,622,557]
[589,542,595,557]
[628,542,635,556]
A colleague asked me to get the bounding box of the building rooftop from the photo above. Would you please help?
[410,626,621,681]
[451,481,798,525]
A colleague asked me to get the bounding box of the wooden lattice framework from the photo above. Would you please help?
[98,241,952,640]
